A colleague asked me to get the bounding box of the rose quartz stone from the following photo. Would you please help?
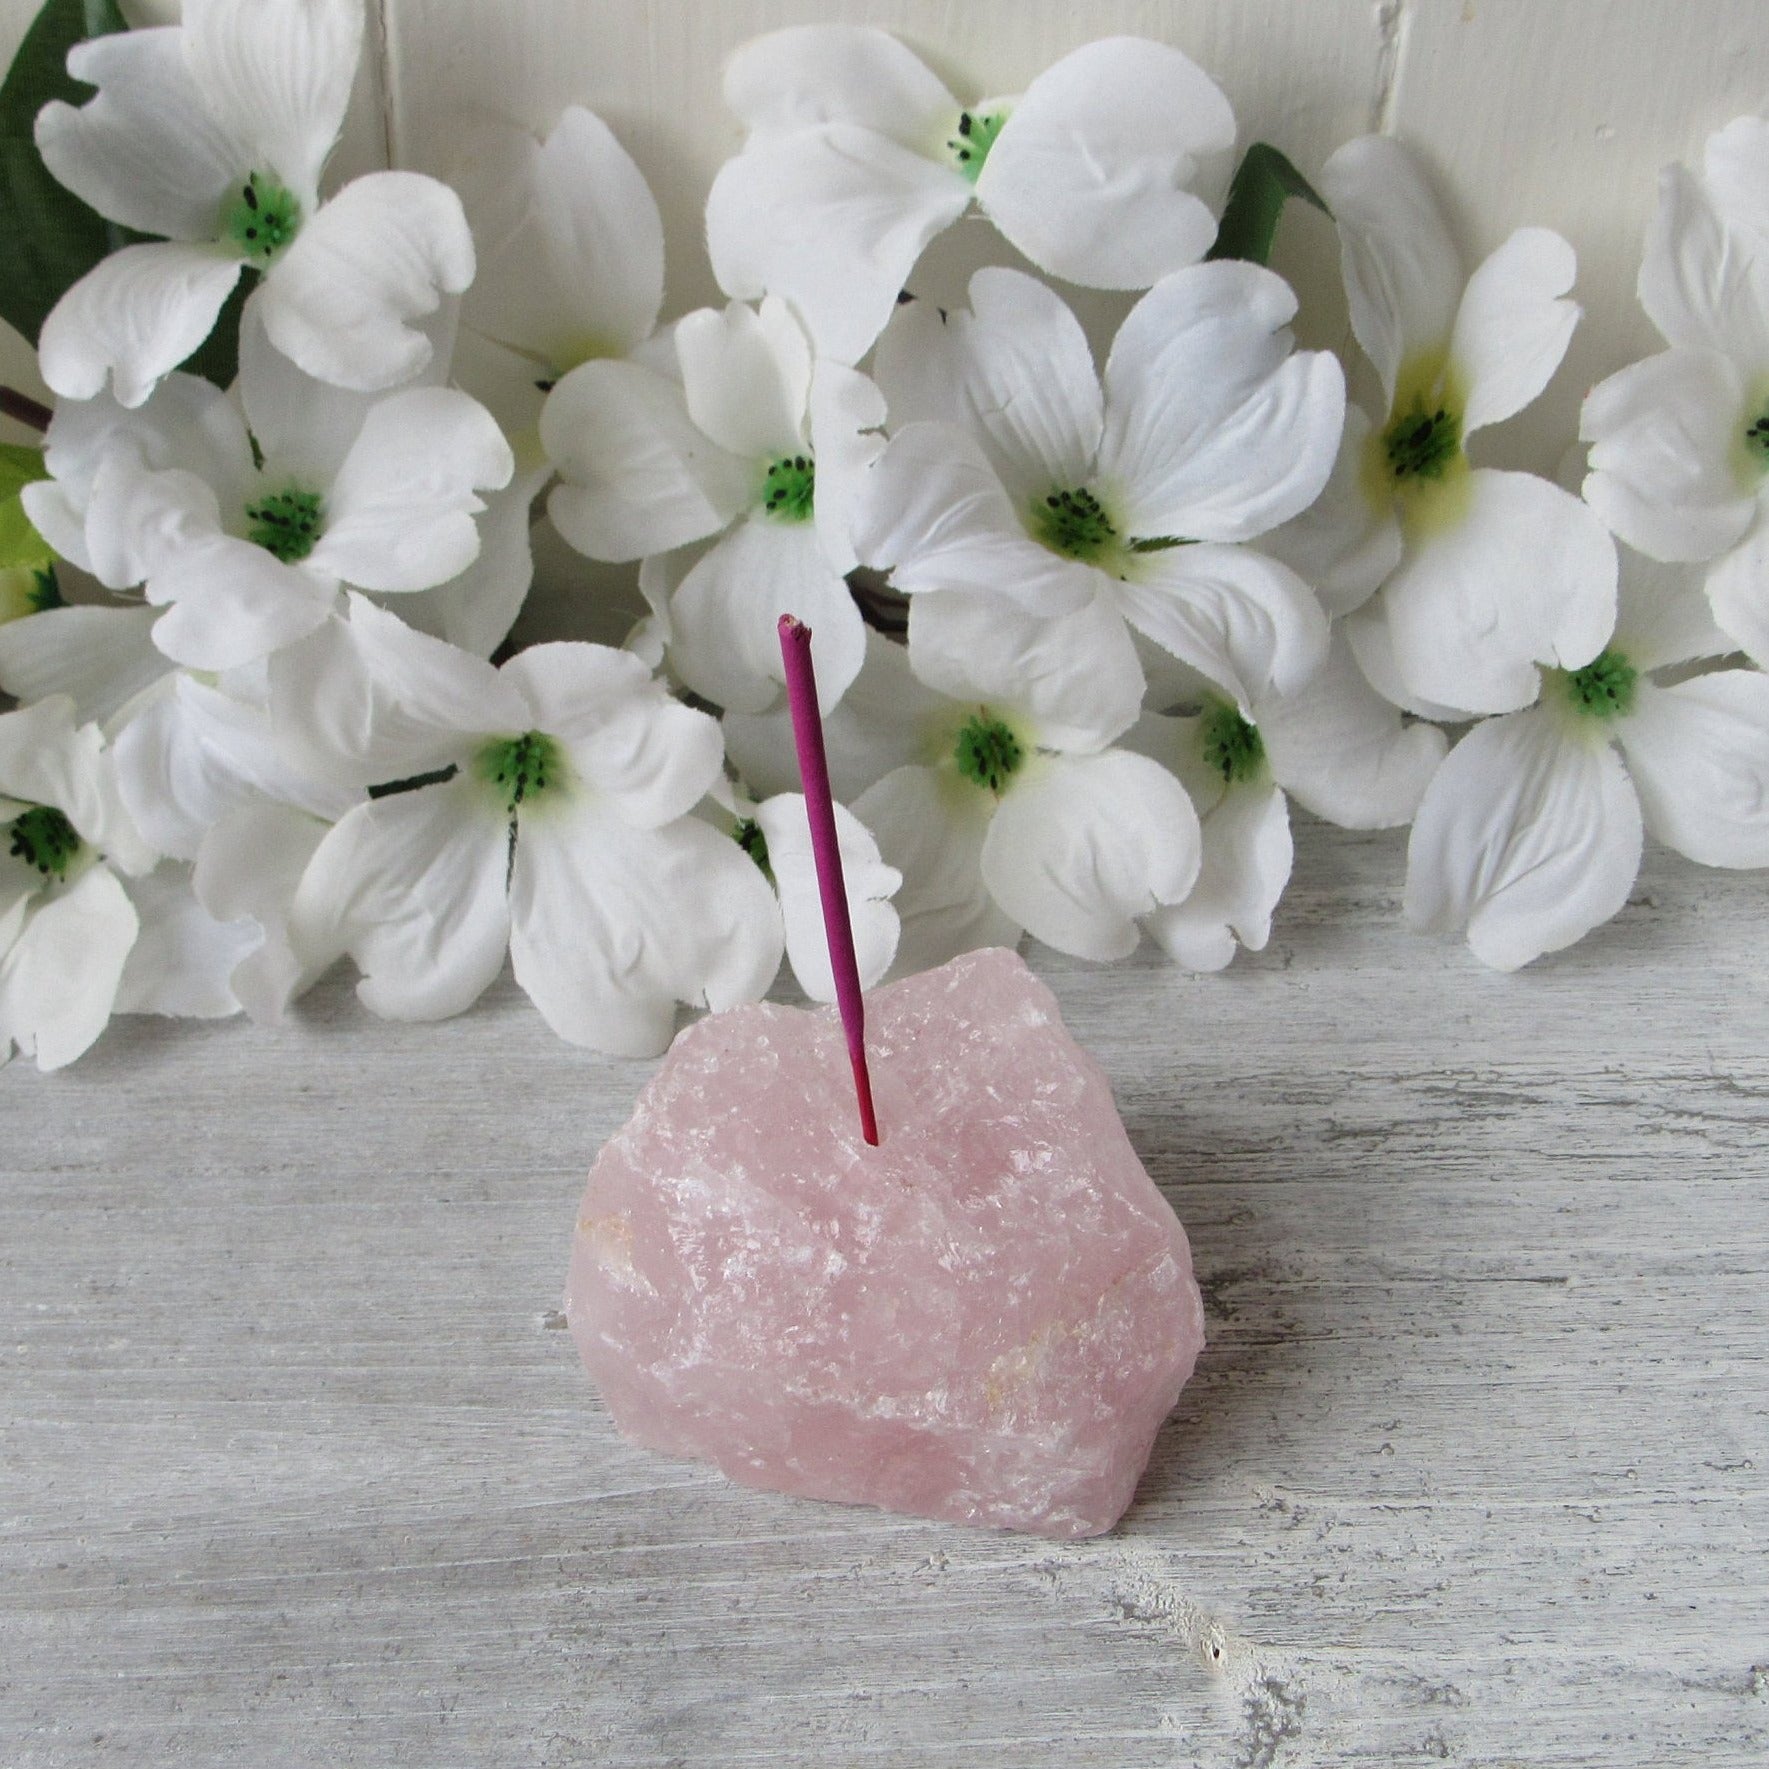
[564,947,1205,1538]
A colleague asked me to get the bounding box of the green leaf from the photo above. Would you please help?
[0,0,242,387]
[0,0,133,347]
[1206,142,1331,269]
[0,440,53,568]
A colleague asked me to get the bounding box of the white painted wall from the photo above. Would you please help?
[2,0,1766,475]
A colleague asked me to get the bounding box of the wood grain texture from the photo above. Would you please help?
[4,820,1767,1767]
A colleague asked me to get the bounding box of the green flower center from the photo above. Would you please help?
[953,712,1025,795]
[244,486,324,563]
[1383,397,1463,484]
[1031,486,1118,563]
[7,804,82,879]
[760,454,815,522]
[1559,648,1638,721]
[946,108,1009,183]
[1201,702,1266,785]
[733,816,773,882]
[1745,407,1769,470]
[220,172,303,265]
[475,732,565,814]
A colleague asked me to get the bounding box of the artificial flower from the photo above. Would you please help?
[706,26,1235,363]
[1306,135,1616,716]
[35,0,475,406]
[46,315,512,670]
[859,264,1342,714]
[1581,117,1769,664]
[0,696,158,1068]
[733,624,1201,972]
[1130,630,1448,969]
[542,295,881,713]
[273,597,783,1055]
[1406,552,1769,969]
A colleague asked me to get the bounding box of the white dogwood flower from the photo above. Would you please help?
[60,317,512,669]
[1303,136,1616,717]
[706,26,1235,363]
[35,0,475,407]
[859,264,1342,714]
[1130,631,1448,969]
[273,597,782,1055]
[1406,552,1769,969]
[0,697,158,1069]
[542,295,881,714]
[1581,117,1769,664]
[732,623,1201,972]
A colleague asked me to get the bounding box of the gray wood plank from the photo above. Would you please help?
[3,819,1766,1768]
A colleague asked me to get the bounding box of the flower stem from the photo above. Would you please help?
[0,387,51,433]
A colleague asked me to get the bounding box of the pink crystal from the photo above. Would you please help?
[564,947,1205,1539]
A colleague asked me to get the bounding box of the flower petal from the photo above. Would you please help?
[853,420,1098,616]
[509,802,782,1055]
[114,673,357,862]
[723,25,959,144]
[853,763,1020,975]
[873,269,1104,505]
[1704,508,1769,665]
[1114,543,1329,711]
[297,777,512,1021]
[270,594,525,789]
[1404,708,1643,970]
[0,605,168,726]
[906,587,1144,753]
[36,29,242,239]
[706,125,971,367]
[461,105,664,370]
[182,0,361,206]
[1384,469,1618,716]
[807,359,887,577]
[1099,262,1344,543]
[1581,348,1758,563]
[755,792,900,1001]
[146,530,339,671]
[976,38,1233,290]
[193,801,338,1022]
[676,297,810,463]
[1258,404,1404,616]
[542,359,750,562]
[394,460,548,659]
[1638,163,1769,364]
[255,172,475,392]
[979,748,1200,961]
[0,864,138,1070]
[236,303,378,488]
[114,862,253,1019]
[1257,626,1448,828]
[1702,115,1769,244]
[499,641,723,828]
[1612,548,1736,672]
[669,516,866,715]
[1142,779,1291,971]
[1319,135,1464,409]
[39,243,244,408]
[1450,228,1579,434]
[309,387,513,593]
[1341,596,1475,722]
[1617,671,1769,867]
[724,626,948,802]
[0,695,150,869]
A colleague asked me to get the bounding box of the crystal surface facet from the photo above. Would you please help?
[564,947,1205,1538]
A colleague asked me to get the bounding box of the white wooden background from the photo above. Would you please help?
[3,4,1769,1766]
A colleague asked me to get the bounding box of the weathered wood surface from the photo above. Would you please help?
[4,818,1767,1768]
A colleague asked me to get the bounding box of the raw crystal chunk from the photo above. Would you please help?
[564,947,1205,1538]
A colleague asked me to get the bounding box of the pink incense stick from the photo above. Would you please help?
[777,614,880,1145]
